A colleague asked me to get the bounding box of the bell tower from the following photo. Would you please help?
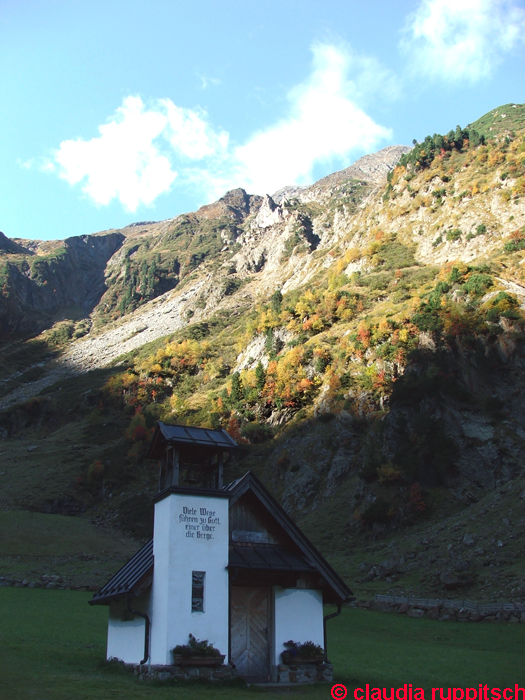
[148,422,238,491]
[146,423,239,665]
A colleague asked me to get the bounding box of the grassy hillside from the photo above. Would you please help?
[469,103,525,139]
[0,511,141,588]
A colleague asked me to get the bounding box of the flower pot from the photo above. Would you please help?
[281,651,325,665]
[172,654,225,667]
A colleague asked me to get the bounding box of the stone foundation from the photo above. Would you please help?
[275,661,333,683]
[129,661,333,684]
[131,663,237,681]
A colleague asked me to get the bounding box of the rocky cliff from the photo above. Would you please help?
[0,232,125,338]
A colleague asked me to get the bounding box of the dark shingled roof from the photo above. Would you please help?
[89,539,153,605]
[229,545,316,572]
[158,422,237,448]
[147,422,238,459]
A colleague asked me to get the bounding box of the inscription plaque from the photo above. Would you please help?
[177,505,222,540]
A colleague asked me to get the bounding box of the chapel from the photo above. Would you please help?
[90,421,352,683]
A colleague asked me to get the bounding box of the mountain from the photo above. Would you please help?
[1,104,525,604]
[0,232,125,338]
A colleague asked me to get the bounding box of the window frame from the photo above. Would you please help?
[191,570,205,612]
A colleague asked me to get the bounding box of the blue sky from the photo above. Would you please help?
[1,0,524,241]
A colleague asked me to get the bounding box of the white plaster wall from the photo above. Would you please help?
[273,588,324,665]
[150,493,229,665]
[150,496,170,664]
[107,590,151,663]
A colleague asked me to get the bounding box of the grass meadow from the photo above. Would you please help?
[0,588,523,700]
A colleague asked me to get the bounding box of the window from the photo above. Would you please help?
[192,571,205,612]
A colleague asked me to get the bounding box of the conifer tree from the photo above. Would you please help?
[255,361,266,391]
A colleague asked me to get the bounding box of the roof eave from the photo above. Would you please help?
[153,484,232,504]
[89,593,127,606]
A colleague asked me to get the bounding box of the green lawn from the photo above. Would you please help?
[0,589,523,700]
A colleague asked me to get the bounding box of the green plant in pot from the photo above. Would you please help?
[172,634,225,666]
[281,640,325,665]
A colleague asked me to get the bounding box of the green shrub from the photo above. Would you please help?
[339,372,353,389]
[240,422,274,444]
[172,634,222,658]
[358,272,393,290]
[360,497,393,525]
[283,640,324,658]
[378,242,417,270]
[463,273,493,296]
[446,229,462,242]
[503,238,525,253]
[486,291,519,312]
[222,278,242,296]
[281,228,307,261]
[476,223,487,236]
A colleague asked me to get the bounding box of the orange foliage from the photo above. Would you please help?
[226,415,247,443]
[87,459,104,483]
[132,425,148,442]
[409,482,426,513]
[356,322,371,348]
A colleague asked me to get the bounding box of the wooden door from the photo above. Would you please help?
[231,586,270,681]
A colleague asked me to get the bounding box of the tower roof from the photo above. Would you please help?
[147,421,239,460]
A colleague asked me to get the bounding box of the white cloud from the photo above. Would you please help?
[197,73,221,90]
[161,99,228,160]
[229,44,392,192]
[19,156,56,173]
[402,0,525,83]
[35,43,393,211]
[230,43,394,195]
[51,96,227,212]
[54,96,175,211]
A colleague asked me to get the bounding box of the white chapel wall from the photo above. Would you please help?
[273,588,324,665]
[150,492,229,665]
[150,496,170,663]
[107,589,152,664]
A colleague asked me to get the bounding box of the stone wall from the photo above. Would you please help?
[128,661,333,684]
[275,661,333,683]
[130,663,237,682]
[0,575,97,591]
[360,595,525,623]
